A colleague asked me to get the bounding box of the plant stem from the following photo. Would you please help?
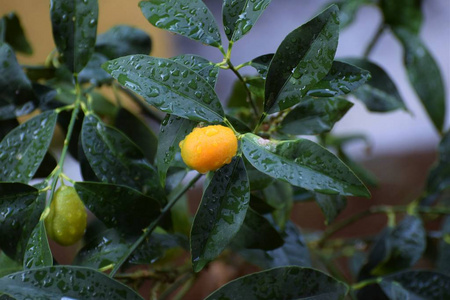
[109,173,203,277]
[253,112,267,133]
[159,272,194,300]
[351,277,381,290]
[363,24,385,58]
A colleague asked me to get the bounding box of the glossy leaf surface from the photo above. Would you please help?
[242,133,370,197]
[264,5,339,113]
[314,193,347,224]
[23,221,52,269]
[139,0,221,47]
[249,53,273,79]
[331,0,371,29]
[0,252,21,278]
[380,0,422,34]
[437,216,450,275]
[103,55,224,123]
[77,52,111,85]
[0,12,32,54]
[205,266,348,300]
[171,54,219,88]
[191,157,250,272]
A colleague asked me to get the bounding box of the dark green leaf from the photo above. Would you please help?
[315,193,347,224]
[171,54,219,88]
[50,0,98,73]
[78,53,112,85]
[394,27,446,133]
[330,0,372,29]
[75,182,161,234]
[32,83,57,110]
[156,114,196,185]
[426,131,450,196]
[139,0,221,47]
[0,252,21,278]
[0,43,37,120]
[264,5,339,113]
[129,233,187,264]
[245,159,274,191]
[0,111,57,183]
[33,152,57,179]
[81,114,165,201]
[88,92,117,117]
[307,61,371,97]
[242,133,370,197]
[191,156,250,272]
[342,58,406,112]
[103,55,224,123]
[23,221,52,269]
[293,186,314,202]
[249,54,273,79]
[338,148,378,187]
[0,12,32,54]
[205,266,348,300]
[380,270,450,300]
[24,65,56,82]
[263,180,293,229]
[437,216,450,275]
[380,0,422,34]
[96,25,152,59]
[0,266,143,300]
[222,0,271,42]
[280,97,353,135]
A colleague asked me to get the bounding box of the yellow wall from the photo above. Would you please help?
[0,0,174,64]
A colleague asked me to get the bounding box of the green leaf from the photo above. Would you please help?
[0,12,32,54]
[205,266,348,300]
[139,0,221,47]
[263,180,293,229]
[81,114,165,201]
[330,0,371,29]
[23,221,52,269]
[0,111,57,183]
[426,131,450,197]
[393,27,446,133]
[338,148,378,187]
[129,233,187,265]
[75,182,161,234]
[280,97,353,135]
[380,0,422,34]
[249,53,273,79]
[0,43,37,120]
[156,114,196,186]
[0,252,21,278]
[307,61,371,97]
[33,152,57,179]
[380,270,450,300]
[222,0,272,42]
[437,216,450,275]
[0,266,143,300]
[50,0,99,73]
[342,58,406,112]
[171,54,219,88]
[315,193,347,224]
[242,133,370,197]
[103,55,224,123]
[95,25,152,59]
[245,159,274,191]
[264,5,340,113]
[191,156,250,272]
[78,53,112,85]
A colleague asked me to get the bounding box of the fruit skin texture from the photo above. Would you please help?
[45,185,87,246]
[179,125,238,174]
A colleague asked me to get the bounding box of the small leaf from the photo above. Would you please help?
[78,53,112,85]
[171,54,219,88]
[0,110,57,183]
[50,0,99,73]
[280,97,353,135]
[249,53,273,79]
[380,0,422,34]
[191,156,250,272]
[315,193,347,224]
[222,0,272,42]
[75,182,161,234]
[242,133,370,197]
[426,131,450,196]
[23,221,52,269]
[0,12,33,54]
[139,0,221,47]
[394,27,446,133]
[264,5,340,113]
[0,266,143,300]
[205,266,348,300]
[103,55,224,123]
[95,25,152,59]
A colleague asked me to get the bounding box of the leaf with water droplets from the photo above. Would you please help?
[50,0,98,73]
[0,12,33,54]
[264,5,340,114]
[78,52,112,85]
[241,133,370,197]
[75,181,161,235]
[156,114,196,186]
[205,266,348,300]
[103,55,225,123]
[314,193,347,224]
[249,53,273,79]
[0,252,22,277]
[0,110,58,183]
[191,156,250,272]
[280,97,353,136]
[222,0,272,42]
[393,27,446,133]
[380,0,422,35]
[0,266,143,300]
[323,0,371,29]
[23,221,52,269]
[437,216,450,276]
[171,54,219,88]
[139,0,222,47]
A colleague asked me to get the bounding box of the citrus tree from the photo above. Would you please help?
[0,0,449,299]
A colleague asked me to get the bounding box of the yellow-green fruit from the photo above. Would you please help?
[45,185,87,246]
[179,125,238,174]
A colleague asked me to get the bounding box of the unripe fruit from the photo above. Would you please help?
[179,125,238,174]
[45,185,87,246]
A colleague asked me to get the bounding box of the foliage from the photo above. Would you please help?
[0,0,448,299]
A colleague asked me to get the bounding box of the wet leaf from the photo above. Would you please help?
[205,266,348,300]
[23,221,52,269]
[0,110,57,183]
[129,233,187,265]
[314,193,347,224]
[103,55,224,123]
[280,97,353,135]
[264,5,339,113]
[0,12,32,54]
[50,0,98,73]
[139,0,221,47]
[245,159,274,191]
[0,252,21,278]
[171,54,219,88]
[222,0,272,42]
[263,180,293,229]
[380,0,422,34]
[242,133,370,197]
[78,52,112,85]
[0,266,143,300]
[436,216,450,275]
[327,0,371,29]
[426,131,450,197]
[249,53,273,79]
[191,156,250,272]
